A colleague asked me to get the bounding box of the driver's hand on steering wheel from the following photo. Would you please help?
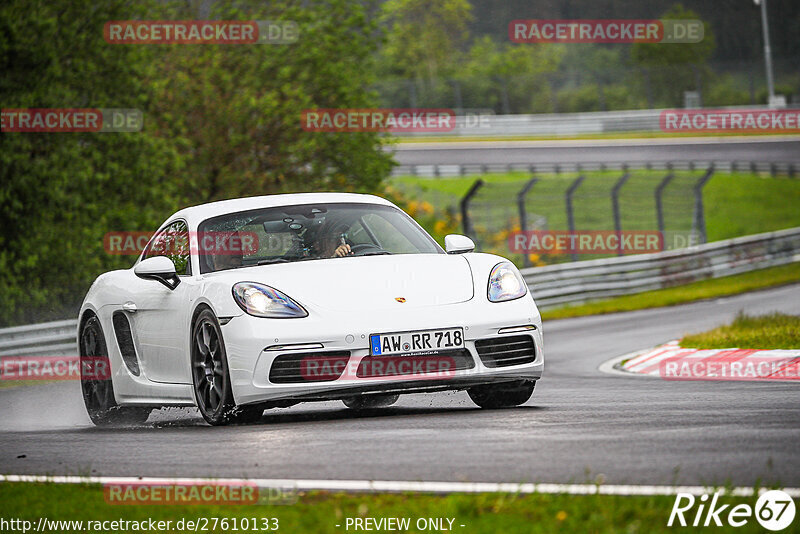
[333,243,351,257]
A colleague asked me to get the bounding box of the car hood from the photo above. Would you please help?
[206,253,474,312]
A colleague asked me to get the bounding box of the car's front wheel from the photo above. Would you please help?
[191,309,263,425]
[80,316,151,426]
[467,380,535,409]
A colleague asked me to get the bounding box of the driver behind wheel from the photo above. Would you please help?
[317,232,352,258]
[311,222,352,258]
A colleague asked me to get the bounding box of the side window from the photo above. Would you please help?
[143,220,191,275]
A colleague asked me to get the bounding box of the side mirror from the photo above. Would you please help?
[445,234,475,254]
[134,256,180,290]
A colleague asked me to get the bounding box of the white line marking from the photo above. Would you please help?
[1,474,798,498]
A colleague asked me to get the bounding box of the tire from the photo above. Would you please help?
[191,308,263,425]
[467,380,536,409]
[80,316,151,426]
[342,394,400,409]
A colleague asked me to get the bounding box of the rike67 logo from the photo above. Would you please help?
[668,490,795,531]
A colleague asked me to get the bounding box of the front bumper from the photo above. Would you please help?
[222,295,544,406]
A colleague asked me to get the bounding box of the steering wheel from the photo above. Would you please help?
[349,243,385,256]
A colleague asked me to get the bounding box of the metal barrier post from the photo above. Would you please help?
[693,165,715,245]
[655,164,675,239]
[611,168,631,256]
[565,175,586,262]
[517,177,539,267]
[460,179,484,245]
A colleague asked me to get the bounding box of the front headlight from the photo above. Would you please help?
[487,262,527,302]
[232,282,308,318]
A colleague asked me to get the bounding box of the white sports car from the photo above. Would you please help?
[79,193,544,425]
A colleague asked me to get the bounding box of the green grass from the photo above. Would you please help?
[394,171,800,241]
[0,481,777,533]
[393,170,800,266]
[541,263,800,320]
[680,312,800,350]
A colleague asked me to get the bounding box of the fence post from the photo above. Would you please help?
[655,165,675,241]
[692,64,703,106]
[611,168,631,256]
[565,174,586,262]
[693,165,715,245]
[517,177,539,267]
[460,179,484,244]
[643,68,654,109]
[408,80,417,108]
[452,80,463,111]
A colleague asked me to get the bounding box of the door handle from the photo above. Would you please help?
[122,302,137,313]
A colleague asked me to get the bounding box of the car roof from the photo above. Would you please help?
[165,192,397,228]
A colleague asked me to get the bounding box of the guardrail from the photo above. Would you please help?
[396,106,800,138]
[391,160,800,178]
[0,319,77,357]
[1,226,798,356]
[523,226,800,309]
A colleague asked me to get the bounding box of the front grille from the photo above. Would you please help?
[356,349,475,378]
[269,351,351,384]
[474,335,536,368]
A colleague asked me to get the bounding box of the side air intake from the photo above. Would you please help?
[112,311,140,376]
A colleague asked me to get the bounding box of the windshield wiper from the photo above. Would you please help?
[256,258,290,265]
[360,251,392,256]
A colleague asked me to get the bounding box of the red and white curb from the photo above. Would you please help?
[1,474,799,498]
[600,341,800,382]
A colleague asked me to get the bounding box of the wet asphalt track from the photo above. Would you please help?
[1,284,799,487]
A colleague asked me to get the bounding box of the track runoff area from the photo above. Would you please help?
[3,474,799,531]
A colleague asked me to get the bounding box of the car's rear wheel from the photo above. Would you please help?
[342,394,399,409]
[191,309,263,425]
[467,380,535,409]
[80,316,151,426]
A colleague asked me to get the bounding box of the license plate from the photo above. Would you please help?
[369,328,464,356]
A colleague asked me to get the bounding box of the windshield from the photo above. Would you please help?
[198,202,442,273]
